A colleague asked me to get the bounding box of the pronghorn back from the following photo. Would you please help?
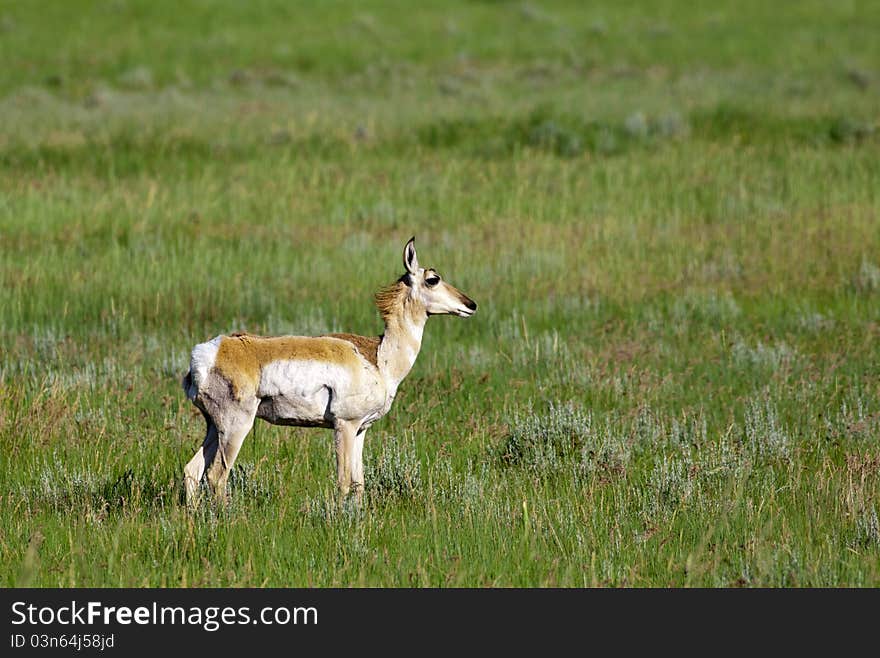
[211,332,376,398]
[184,333,359,397]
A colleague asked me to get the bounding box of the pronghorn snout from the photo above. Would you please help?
[457,294,477,317]
[437,282,477,317]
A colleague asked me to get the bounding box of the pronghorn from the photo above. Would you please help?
[181,237,477,504]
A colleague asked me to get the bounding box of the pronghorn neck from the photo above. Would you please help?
[375,281,427,388]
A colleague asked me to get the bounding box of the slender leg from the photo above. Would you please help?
[334,420,359,498]
[351,427,367,503]
[205,404,258,503]
[184,418,218,507]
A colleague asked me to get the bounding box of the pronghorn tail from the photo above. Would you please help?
[182,336,222,401]
[181,370,196,400]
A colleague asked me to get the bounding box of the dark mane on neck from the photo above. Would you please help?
[373,278,409,323]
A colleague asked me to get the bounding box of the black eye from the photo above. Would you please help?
[425,276,440,287]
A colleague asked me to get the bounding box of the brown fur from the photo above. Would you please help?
[374,281,408,322]
[323,333,380,368]
[213,333,367,398]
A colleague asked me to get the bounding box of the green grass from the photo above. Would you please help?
[1,0,879,587]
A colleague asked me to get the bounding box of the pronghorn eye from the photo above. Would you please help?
[425,275,440,287]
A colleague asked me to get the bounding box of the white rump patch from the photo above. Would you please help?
[186,335,222,399]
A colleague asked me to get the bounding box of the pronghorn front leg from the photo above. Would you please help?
[334,420,362,501]
[351,426,367,504]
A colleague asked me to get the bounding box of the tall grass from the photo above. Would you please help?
[1,0,878,586]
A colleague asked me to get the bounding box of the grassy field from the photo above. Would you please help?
[1,0,879,587]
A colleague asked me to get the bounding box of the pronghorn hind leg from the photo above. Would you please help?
[205,402,258,504]
[184,415,219,507]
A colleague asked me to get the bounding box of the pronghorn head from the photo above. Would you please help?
[402,237,477,318]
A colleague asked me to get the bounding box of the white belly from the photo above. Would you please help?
[256,359,386,426]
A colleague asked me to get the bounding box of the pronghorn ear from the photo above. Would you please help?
[403,236,419,275]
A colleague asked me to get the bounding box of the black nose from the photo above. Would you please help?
[465,299,477,311]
